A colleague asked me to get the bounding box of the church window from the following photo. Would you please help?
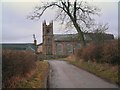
[67,43,73,54]
[56,43,63,54]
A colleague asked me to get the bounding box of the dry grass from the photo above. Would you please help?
[68,55,119,85]
[17,61,49,88]
[2,50,37,88]
[67,54,76,62]
[69,61,119,84]
[2,50,49,88]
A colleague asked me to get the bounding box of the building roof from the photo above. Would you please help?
[2,43,37,52]
[54,34,78,41]
[53,33,114,42]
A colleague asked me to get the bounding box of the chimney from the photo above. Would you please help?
[34,40,37,45]
[33,34,37,45]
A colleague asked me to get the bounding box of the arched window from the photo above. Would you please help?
[56,43,63,54]
[67,43,73,54]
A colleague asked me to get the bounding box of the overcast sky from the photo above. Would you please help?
[1,0,119,44]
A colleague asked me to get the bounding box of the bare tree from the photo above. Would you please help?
[93,23,109,33]
[90,23,109,44]
[28,0,100,47]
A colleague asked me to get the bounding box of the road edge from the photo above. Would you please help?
[44,60,50,88]
[67,61,119,88]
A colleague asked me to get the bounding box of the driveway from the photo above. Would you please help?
[48,60,118,88]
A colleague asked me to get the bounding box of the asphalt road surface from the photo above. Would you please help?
[48,60,118,88]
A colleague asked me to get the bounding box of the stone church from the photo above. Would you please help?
[37,21,114,55]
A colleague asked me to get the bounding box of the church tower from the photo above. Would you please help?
[42,20,54,55]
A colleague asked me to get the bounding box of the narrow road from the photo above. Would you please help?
[48,60,118,88]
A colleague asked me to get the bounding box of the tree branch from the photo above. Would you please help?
[73,1,77,21]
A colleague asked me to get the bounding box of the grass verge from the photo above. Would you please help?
[48,58,67,61]
[68,60,119,85]
[17,61,49,88]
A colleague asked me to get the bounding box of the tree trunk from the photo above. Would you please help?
[72,19,86,47]
[78,31,86,47]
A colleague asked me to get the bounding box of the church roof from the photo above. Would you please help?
[54,34,78,41]
[53,33,114,42]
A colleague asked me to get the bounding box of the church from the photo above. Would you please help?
[37,20,114,55]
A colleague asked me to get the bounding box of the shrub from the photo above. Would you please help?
[91,44,103,63]
[75,48,84,61]
[2,50,37,88]
[81,43,103,62]
[81,43,95,61]
[75,40,119,65]
[102,40,119,64]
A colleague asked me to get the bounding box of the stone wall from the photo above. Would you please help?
[54,41,81,55]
